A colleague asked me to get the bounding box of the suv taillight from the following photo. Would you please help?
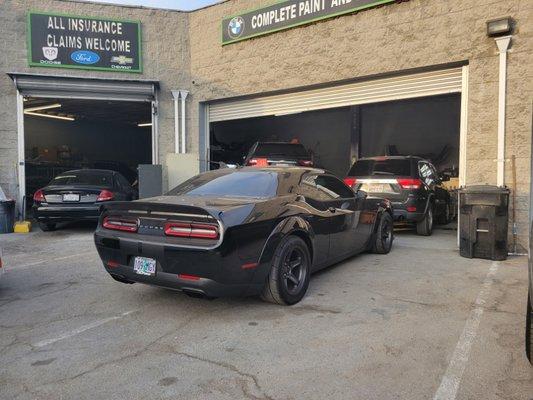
[164,222,219,239]
[298,160,313,166]
[102,216,138,232]
[397,178,422,190]
[343,177,357,188]
[97,190,114,202]
[33,189,46,202]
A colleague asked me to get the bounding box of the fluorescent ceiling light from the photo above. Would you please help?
[24,111,74,121]
[138,122,152,127]
[24,103,61,112]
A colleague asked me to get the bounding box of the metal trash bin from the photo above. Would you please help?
[0,200,15,234]
[459,185,509,261]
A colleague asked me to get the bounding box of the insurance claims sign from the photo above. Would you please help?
[222,0,396,45]
[27,12,142,73]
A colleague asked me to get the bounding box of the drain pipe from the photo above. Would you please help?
[495,35,511,187]
[171,90,180,154]
[179,90,189,154]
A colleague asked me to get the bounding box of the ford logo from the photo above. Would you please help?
[70,50,100,65]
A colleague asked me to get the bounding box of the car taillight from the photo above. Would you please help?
[33,189,46,202]
[343,177,357,188]
[298,160,313,166]
[97,190,114,202]
[247,158,258,166]
[164,222,219,239]
[248,158,268,167]
[102,216,138,232]
[397,178,422,190]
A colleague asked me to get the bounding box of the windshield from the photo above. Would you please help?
[253,143,309,158]
[348,159,412,177]
[51,172,113,186]
[168,170,279,198]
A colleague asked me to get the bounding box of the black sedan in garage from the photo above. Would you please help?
[33,169,137,231]
[94,167,393,305]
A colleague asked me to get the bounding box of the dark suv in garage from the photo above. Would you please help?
[344,156,451,236]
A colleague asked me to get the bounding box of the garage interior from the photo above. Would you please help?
[23,97,152,206]
[210,93,461,179]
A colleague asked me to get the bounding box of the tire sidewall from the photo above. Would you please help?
[375,213,394,253]
[275,237,311,305]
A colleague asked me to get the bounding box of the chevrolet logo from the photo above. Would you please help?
[111,56,133,65]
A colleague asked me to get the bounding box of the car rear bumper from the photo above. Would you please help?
[104,263,261,298]
[33,205,101,222]
[94,231,266,298]
[391,198,428,223]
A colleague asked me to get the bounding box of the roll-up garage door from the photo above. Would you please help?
[209,67,463,122]
[10,74,157,102]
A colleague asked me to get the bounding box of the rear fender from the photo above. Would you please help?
[251,216,314,284]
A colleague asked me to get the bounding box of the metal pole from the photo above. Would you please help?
[180,90,189,154]
[171,90,180,154]
[495,36,511,187]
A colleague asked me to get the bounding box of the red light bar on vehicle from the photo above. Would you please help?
[103,216,138,232]
[164,222,219,239]
[397,178,422,190]
[343,177,357,188]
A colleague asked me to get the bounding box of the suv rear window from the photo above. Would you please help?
[348,159,412,177]
[253,143,309,158]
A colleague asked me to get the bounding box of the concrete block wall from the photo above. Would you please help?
[188,0,533,250]
[0,0,191,199]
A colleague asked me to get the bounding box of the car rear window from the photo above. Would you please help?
[348,159,412,177]
[253,143,309,158]
[51,172,113,186]
[168,170,279,198]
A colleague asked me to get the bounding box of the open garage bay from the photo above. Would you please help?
[0,228,531,399]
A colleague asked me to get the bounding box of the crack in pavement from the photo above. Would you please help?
[171,350,275,400]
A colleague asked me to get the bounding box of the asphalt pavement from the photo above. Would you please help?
[0,223,531,399]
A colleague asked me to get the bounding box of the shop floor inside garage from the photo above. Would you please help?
[0,228,531,399]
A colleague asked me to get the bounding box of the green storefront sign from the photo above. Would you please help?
[222,0,397,45]
[27,11,142,73]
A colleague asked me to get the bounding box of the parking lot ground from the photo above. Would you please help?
[0,224,532,400]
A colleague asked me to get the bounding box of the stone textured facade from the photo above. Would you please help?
[0,0,532,248]
[0,0,190,197]
[189,0,533,249]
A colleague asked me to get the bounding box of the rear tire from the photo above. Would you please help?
[39,222,56,232]
[416,206,433,236]
[260,236,311,306]
[526,292,532,364]
[372,213,394,254]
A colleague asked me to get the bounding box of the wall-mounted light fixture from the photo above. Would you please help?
[487,17,513,37]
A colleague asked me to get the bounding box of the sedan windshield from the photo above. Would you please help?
[168,170,279,198]
[51,172,113,186]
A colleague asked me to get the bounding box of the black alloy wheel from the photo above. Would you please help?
[261,236,311,305]
[373,212,394,254]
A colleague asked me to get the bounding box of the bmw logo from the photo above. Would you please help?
[228,16,244,39]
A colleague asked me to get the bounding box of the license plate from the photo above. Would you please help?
[63,193,80,202]
[361,183,394,193]
[133,257,156,276]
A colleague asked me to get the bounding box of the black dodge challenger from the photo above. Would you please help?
[94,167,394,305]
